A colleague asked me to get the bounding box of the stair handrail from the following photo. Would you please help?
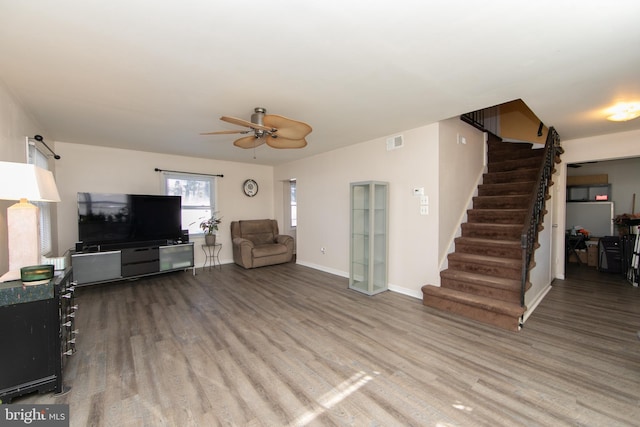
[520,127,561,308]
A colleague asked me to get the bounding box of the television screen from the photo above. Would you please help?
[78,192,182,247]
[130,195,182,242]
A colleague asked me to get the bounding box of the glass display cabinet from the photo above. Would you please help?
[349,181,388,295]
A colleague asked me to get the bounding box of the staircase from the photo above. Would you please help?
[422,134,557,331]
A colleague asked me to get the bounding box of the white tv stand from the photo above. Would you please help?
[71,241,195,286]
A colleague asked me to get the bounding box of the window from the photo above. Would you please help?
[27,142,54,255]
[290,179,297,228]
[162,173,216,236]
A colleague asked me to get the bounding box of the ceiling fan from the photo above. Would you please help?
[201,107,312,149]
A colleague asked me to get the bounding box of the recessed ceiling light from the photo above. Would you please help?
[606,102,640,122]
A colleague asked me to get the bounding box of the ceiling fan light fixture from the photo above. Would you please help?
[605,102,640,122]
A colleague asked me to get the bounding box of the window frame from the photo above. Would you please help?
[161,172,217,237]
[290,179,297,228]
[27,140,54,256]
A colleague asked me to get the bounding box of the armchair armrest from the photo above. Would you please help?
[233,237,254,248]
[232,237,255,268]
[275,234,293,244]
[275,234,294,253]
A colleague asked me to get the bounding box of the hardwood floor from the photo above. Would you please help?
[15,262,640,426]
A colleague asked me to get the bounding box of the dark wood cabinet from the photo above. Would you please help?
[0,268,75,403]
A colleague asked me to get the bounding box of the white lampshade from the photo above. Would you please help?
[0,161,61,202]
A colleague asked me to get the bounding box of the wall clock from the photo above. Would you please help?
[243,179,258,197]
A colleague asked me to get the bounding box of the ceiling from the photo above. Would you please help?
[1,1,639,166]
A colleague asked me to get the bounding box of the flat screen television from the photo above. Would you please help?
[77,192,182,248]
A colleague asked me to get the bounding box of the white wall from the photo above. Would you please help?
[438,118,486,266]
[275,123,443,298]
[54,141,274,266]
[553,129,640,279]
[525,190,554,319]
[0,80,57,274]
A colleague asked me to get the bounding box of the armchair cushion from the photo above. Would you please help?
[230,219,294,268]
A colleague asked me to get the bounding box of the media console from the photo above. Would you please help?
[71,241,195,286]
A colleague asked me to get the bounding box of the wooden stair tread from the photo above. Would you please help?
[440,269,521,289]
[455,236,521,247]
[474,194,530,200]
[488,160,544,174]
[421,285,525,317]
[483,168,539,181]
[463,222,522,230]
[469,208,527,214]
[454,237,523,259]
[448,252,521,268]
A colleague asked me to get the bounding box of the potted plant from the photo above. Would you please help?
[200,213,222,245]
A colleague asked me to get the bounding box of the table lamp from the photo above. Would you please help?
[0,161,61,280]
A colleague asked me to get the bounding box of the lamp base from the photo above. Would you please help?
[8,199,41,272]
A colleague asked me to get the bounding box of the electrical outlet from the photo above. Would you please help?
[420,205,428,215]
[321,247,326,254]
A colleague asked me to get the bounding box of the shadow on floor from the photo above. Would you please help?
[564,261,633,286]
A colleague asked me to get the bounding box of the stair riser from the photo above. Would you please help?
[467,210,526,224]
[487,141,534,151]
[477,183,535,196]
[422,294,521,331]
[454,242,522,260]
[447,260,521,281]
[488,157,544,173]
[473,197,530,209]
[439,277,521,303]
[489,151,544,164]
[483,170,539,184]
[461,224,522,240]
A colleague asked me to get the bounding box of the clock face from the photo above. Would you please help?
[243,179,258,197]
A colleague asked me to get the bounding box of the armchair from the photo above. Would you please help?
[230,219,294,268]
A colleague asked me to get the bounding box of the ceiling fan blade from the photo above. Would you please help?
[263,114,312,140]
[200,130,249,135]
[220,115,272,132]
[266,136,308,149]
[234,136,266,149]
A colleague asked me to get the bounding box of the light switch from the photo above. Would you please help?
[420,196,429,205]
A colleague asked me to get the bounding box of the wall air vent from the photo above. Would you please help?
[386,135,404,151]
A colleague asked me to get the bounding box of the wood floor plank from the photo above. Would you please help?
[13,262,640,426]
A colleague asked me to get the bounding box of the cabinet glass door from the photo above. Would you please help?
[372,183,387,293]
[350,181,388,295]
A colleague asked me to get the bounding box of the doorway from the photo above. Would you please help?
[282,179,297,253]
[564,157,640,279]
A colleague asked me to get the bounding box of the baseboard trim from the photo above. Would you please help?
[388,284,422,299]
[295,260,349,278]
[296,260,423,299]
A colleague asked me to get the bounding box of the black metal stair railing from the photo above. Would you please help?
[460,110,486,132]
[520,127,561,308]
